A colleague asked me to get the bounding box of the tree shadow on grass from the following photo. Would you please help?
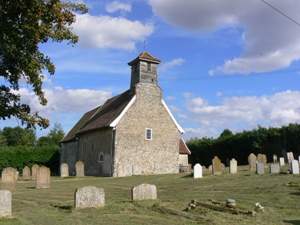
[290,192,300,196]
[283,220,300,225]
[50,203,73,213]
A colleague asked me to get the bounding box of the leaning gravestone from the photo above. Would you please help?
[279,157,285,167]
[256,163,264,175]
[75,186,105,209]
[60,163,69,177]
[75,161,85,177]
[248,153,257,171]
[132,184,157,201]
[270,164,280,173]
[262,154,267,166]
[193,163,202,178]
[0,190,12,217]
[291,160,299,174]
[31,164,39,180]
[212,156,222,175]
[229,158,237,174]
[36,166,50,189]
[22,166,31,180]
[1,167,18,191]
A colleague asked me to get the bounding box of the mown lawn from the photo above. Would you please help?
[1,164,300,225]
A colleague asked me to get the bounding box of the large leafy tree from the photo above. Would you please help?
[0,0,88,129]
[2,126,36,146]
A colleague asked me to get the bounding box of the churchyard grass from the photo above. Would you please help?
[1,164,300,224]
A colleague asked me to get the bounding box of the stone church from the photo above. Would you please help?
[60,51,190,177]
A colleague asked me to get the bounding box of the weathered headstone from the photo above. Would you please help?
[60,163,69,177]
[0,190,12,217]
[1,167,18,191]
[291,160,299,174]
[208,165,212,171]
[202,166,207,172]
[31,164,39,180]
[270,164,280,173]
[287,152,294,164]
[257,154,264,163]
[132,183,157,201]
[229,158,237,174]
[256,163,264,175]
[193,163,202,178]
[212,156,222,175]
[132,165,141,175]
[273,154,278,163]
[75,186,105,209]
[279,157,285,167]
[22,166,31,180]
[36,166,50,189]
[248,153,257,170]
[75,161,85,177]
[262,154,267,166]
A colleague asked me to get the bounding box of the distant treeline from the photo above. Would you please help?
[186,123,300,167]
[0,123,65,174]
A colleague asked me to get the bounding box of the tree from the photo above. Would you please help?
[2,126,36,146]
[47,122,65,145]
[0,0,88,129]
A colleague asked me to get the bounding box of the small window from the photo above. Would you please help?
[147,62,151,71]
[145,128,152,140]
[99,153,104,162]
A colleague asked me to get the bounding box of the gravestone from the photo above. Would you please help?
[60,163,69,177]
[287,152,294,164]
[270,164,280,173]
[22,166,31,180]
[212,156,222,175]
[1,167,18,191]
[273,154,278,163]
[208,165,212,171]
[291,160,299,174]
[256,163,264,175]
[0,190,12,217]
[36,166,50,189]
[131,183,157,201]
[202,166,207,172]
[132,165,141,175]
[229,158,237,174]
[31,164,39,180]
[262,154,267,166]
[248,153,257,170]
[75,161,85,177]
[279,157,285,166]
[75,186,105,209]
[193,163,202,178]
[257,154,264,163]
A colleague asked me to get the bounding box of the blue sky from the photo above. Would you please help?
[2,0,300,140]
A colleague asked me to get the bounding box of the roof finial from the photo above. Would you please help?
[143,40,146,51]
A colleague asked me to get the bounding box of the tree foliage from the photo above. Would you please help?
[187,123,300,167]
[1,126,36,146]
[0,0,88,129]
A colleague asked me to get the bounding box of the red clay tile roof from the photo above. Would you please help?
[179,139,191,154]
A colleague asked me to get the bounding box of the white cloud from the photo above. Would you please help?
[73,14,155,51]
[216,91,222,97]
[149,0,300,74]
[105,1,132,13]
[179,90,300,137]
[17,86,112,115]
[160,58,185,71]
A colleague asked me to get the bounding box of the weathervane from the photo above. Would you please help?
[143,40,146,51]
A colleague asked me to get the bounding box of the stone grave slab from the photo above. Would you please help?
[212,156,222,175]
[0,190,12,217]
[270,164,280,173]
[75,161,85,177]
[132,183,157,201]
[60,163,69,177]
[229,158,237,174]
[256,163,264,175]
[1,167,18,191]
[75,186,105,209]
[36,166,50,189]
[291,160,299,174]
[193,163,202,178]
